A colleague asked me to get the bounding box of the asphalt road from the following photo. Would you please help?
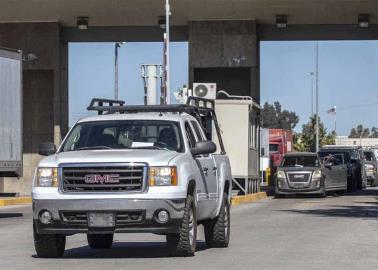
[1,189,378,270]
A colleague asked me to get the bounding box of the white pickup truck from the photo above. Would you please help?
[33,97,232,257]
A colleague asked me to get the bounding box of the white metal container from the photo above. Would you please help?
[214,99,260,185]
[0,47,22,177]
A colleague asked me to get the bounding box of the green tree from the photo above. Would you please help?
[349,124,371,138]
[295,115,335,152]
[349,128,358,138]
[261,101,299,130]
[371,127,378,138]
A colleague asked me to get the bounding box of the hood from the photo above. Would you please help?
[278,166,319,173]
[38,149,181,167]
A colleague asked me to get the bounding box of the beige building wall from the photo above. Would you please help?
[335,137,378,147]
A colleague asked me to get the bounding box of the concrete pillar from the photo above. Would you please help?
[0,22,67,195]
[189,20,259,102]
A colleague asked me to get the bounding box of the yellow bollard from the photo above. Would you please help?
[266,167,271,186]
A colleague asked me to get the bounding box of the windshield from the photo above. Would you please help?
[318,151,346,165]
[282,155,319,167]
[364,151,374,161]
[269,144,279,152]
[61,120,184,152]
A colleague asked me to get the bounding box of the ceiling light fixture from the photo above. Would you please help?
[276,15,288,29]
[77,16,89,30]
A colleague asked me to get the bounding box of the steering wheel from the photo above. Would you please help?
[155,141,169,149]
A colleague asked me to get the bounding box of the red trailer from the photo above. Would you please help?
[269,129,293,169]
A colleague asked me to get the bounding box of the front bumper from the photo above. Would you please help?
[33,198,185,235]
[365,171,375,180]
[275,178,323,195]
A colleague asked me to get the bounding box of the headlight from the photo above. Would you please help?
[35,167,59,187]
[149,166,177,186]
[276,170,286,179]
[312,169,322,179]
[365,164,374,170]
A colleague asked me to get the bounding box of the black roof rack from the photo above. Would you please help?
[87,96,215,116]
[86,96,225,154]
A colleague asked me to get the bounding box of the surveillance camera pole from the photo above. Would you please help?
[114,42,125,100]
[315,41,319,152]
[163,0,170,104]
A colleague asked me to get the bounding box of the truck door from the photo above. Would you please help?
[186,121,218,207]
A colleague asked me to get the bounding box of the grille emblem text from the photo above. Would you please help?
[84,174,120,184]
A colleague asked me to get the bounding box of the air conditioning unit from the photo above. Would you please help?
[192,83,217,100]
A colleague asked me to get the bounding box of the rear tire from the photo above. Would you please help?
[274,193,284,198]
[335,189,346,196]
[87,234,113,249]
[166,194,197,256]
[204,193,230,248]
[34,224,66,258]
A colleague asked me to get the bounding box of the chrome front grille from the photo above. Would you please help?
[61,164,146,193]
[287,172,311,183]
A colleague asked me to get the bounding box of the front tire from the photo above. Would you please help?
[87,234,113,249]
[166,194,197,256]
[204,193,230,248]
[34,224,66,258]
[319,187,326,198]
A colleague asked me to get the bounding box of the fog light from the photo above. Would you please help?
[39,210,52,224]
[157,210,169,223]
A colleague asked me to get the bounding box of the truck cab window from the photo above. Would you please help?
[191,120,205,141]
[185,122,196,148]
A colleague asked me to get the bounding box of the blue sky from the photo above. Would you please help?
[69,41,378,135]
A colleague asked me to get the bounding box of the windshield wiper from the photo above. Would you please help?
[75,146,113,151]
[132,146,168,150]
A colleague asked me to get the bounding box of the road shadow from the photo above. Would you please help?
[50,240,207,259]
[273,187,378,199]
[0,213,23,218]
[281,204,378,219]
[344,188,378,197]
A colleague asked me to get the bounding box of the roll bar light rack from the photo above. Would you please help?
[86,96,225,154]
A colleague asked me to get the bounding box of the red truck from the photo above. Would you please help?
[269,129,293,168]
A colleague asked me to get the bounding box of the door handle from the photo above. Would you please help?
[213,167,217,174]
[203,167,208,176]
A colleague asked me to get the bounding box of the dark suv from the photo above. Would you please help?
[319,146,366,191]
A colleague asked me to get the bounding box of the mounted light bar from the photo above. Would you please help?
[77,16,89,30]
[276,15,288,28]
[358,14,369,28]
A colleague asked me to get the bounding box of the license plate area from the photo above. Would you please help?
[293,183,305,189]
[88,213,115,228]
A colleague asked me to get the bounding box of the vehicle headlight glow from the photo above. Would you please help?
[36,167,59,187]
[312,169,322,179]
[365,164,374,170]
[149,166,177,186]
[276,170,286,179]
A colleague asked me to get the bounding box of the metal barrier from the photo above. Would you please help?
[232,177,260,195]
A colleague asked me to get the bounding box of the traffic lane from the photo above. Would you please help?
[0,190,377,270]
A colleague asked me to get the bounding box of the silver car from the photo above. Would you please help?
[275,152,348,198]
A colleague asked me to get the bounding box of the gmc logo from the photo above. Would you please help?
[293,174,305,179]
[84,174,120,184]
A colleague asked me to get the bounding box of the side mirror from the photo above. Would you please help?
[38,142,56,156]
[324,162,333,169]
[191,140,217,156]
